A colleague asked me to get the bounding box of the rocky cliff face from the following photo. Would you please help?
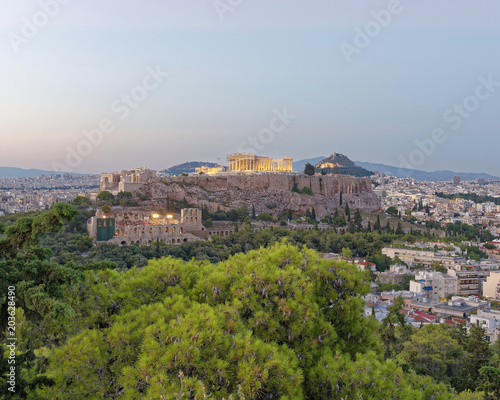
[138,174,381,218]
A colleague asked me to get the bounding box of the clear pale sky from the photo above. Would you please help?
[1,0,499,174]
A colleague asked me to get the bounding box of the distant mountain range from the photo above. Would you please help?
[292,157,325,173]
[293,157,499,181]
[353,161,500,181]
[0,167,85,178]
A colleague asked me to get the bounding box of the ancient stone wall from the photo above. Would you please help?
[88,208,207,246]
[166,174,372,196]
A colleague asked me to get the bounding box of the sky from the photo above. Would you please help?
[1,0,499,175]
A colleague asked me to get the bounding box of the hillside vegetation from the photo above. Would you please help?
[1,205,499,399]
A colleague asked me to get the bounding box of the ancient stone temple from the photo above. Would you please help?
[227,153,293,172]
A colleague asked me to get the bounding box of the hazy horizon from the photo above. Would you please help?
[1,1,499,175]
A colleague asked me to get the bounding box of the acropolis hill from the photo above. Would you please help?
[139,173,380,219]
[103,154,381,218]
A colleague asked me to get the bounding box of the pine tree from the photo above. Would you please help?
[345,203,350,222]
[251,205,256,219]
[367,221,372,232]
[31,243,452,399]
[354,209,362,232]
[339,191,343,206]
[457,325,492,392]
[374,215,381,230]
[287,209,293,221]
[201,204,209,221]
[311,207,317,221]
[304,162,315,176]
[380,296,412,359]
[396,221,404,235]
[306,209,311,219]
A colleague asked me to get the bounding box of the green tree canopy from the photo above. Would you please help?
[457,325,492,392]
[24,243,452,399]
[398,324,466,388]
[304,163,315,176]
[0,203,81,338]
[72,196,91,209]
[97,190,115,203]
[386,206,398,216]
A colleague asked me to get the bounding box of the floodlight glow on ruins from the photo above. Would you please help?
[152,214,160,219]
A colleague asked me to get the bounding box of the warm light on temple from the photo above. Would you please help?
[227,153,293,173]
[167,214,173,219]
[152,214,160,219]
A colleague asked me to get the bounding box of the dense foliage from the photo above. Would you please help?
[9,242,457,399]
[2,205,500,399]
[40,225,409,270]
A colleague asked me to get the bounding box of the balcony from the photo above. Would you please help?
[458,284,479,290]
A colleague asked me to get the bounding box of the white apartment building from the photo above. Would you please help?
[382,247,462,269]
[483,271,500,300]
[470,309,500,343]
[409,270,458,301]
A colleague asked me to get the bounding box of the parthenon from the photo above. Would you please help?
[227,153,293,172]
